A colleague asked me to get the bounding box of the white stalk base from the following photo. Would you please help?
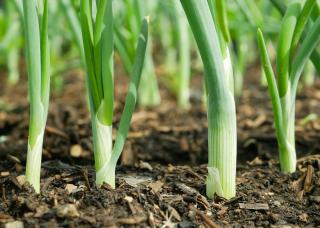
[26,131,44,193]
[207,91,237,199]
[94,115,114,186]
[279,90,296,173]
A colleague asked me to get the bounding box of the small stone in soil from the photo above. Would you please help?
[4,221,23,228]
[0,172,10,177]
[16,175,26,186]
[56,204,79,218]
[70,144,82,157]
[65,184,77,194]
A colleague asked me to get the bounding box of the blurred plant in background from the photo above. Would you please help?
[0,0,23,85]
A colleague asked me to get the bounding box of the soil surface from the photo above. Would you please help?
[0,64,320,227]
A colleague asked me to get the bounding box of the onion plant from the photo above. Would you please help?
[114,0,160,107]
[303,61,316,87]
[60,0,84,63]
[156,0,191,109]
[0,1,22,85]
[270,0,320,74]
[181,0,237,199]
[173,1,191,109]
[80,0,148,187]
[231,0,282,93]
[257,0,320,173]
[23,0,50,193]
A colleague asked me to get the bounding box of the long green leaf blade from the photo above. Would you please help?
[23,0,42,146]
[291,0,316,59]
[257,29,285,146]
[271,0,320,74]
[80,0,100,111]
[99,0,114,125]
[93,0,107,99]
[111,17,148,163]
[215,0,230,43]
[276,1,301,97]
[290,17,320,96]
[40,0,50,111]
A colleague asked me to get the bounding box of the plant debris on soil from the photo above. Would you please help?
[0,66,320,227]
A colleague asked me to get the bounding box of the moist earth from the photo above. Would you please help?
[0,67,320,227]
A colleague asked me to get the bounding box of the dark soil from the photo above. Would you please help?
[0,65,320,227]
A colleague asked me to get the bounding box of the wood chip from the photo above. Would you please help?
[179,137,189,151]
[65,184,77,194]
[148,212,156,228]
[9,176,22,189]
[147,180,164,193]
[46,125,69,139]
[124,196,133,203]
[123,176,152,187]
[176,183,199,195]
[34,205,50,218]
[303,165,314,192]
[81,168,91,191]
[0,172,10,177]
[310,196,320,203]
[298,213,308,222]
[139,161,153,171]
[117,216,146,225]
[292,173,306,193]
[16,175,26,186]
[239,203,269,210]
[168,206,181,222]
[56,204,79,218]
[4,221,23,228]
[0,213,13,222]
[247,157,263,166]
[184,167,204,181]
[188,205,219,228]
[217,207,228,217]
[6,154,21,164]
[245,115,267,128]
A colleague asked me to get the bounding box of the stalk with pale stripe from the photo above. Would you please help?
[257,0,320,173]
[23,0,50,193]
[180,0,237,199]
[80,0,148,187]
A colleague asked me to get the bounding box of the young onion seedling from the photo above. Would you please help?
[23,0,50,193]
[257,0,320,173]
[180,0,237,199]
[270,0,320,74]
[114,0,160,107]
[80,0,148,187]
[156,0,191,109]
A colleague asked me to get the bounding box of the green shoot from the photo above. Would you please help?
[181,0,237,199]
[114,0,160,107]
[0,1,22,85]
[23,0,50,193]
[257,0,320,173]
[270,0,320,74]
[80,0,148,187]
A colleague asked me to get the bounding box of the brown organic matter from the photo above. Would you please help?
[0,65,320,227]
